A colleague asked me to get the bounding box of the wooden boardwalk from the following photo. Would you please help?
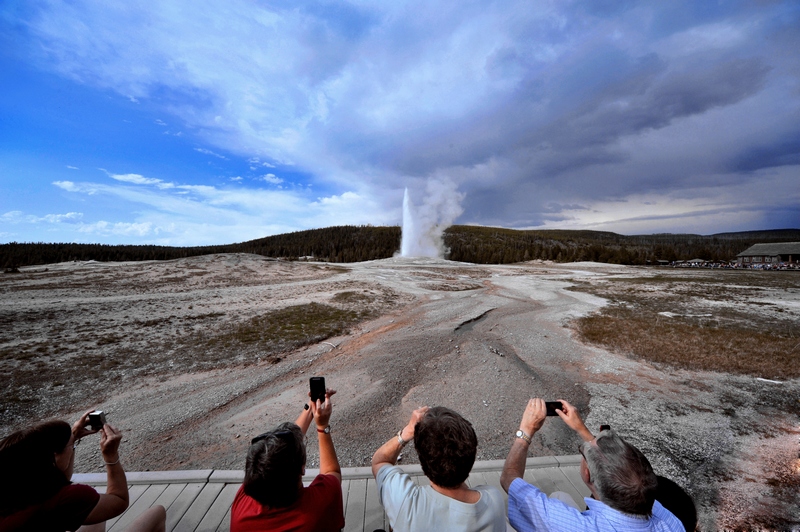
[72,456,590,532]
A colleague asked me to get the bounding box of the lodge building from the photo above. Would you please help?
[736,242,800,266]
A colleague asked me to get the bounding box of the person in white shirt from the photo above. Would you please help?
[372,406,507,532]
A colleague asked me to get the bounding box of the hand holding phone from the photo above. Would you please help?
[545,401,563,416]
[310,377,326,403]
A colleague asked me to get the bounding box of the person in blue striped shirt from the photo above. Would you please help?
[500,398,685,532]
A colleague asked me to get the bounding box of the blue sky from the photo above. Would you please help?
[1,1,798,246]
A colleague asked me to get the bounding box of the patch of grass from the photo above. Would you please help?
[575,307,799,379]
[426,282,482,291]
[206,302,369,354]
[569,270,800,379]
[332,291,374,304]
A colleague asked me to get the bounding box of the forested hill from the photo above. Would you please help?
[2,226,799,268]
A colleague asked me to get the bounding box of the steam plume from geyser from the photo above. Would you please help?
[400,179,464,258]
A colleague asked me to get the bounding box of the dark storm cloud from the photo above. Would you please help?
[7,0,800,240]
[731,131,800,172]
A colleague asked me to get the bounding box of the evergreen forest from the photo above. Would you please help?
[2,226,799,269]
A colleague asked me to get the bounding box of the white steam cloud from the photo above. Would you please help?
[400,179,464,258]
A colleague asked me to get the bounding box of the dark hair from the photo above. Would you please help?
[0,420,72,515]
[656,475,697,531]
[581,430,657,516]
[243,422,306,507]
[414,407,477,488]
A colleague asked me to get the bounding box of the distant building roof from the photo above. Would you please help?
[737,242,800,257]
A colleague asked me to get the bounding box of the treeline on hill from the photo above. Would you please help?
[444,227,800,264]
[2,226,799,269]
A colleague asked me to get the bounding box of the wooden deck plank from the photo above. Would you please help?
[196,483,240,532]
[106,484,149,529]
[216,505,232,532]
[152,483,187,513]
[343,478,367,532]
[109,484,168,532]
[172,482,225,532]
[363,478,385,532]
[340,479,351,511]
[164,483,207,532]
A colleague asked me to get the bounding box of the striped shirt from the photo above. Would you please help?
[508,478,685,532]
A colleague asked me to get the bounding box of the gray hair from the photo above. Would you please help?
[581,430,658,516]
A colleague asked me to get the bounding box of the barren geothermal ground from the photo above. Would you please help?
[2,254,798,530]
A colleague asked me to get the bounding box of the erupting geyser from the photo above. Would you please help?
[399,180,465,258]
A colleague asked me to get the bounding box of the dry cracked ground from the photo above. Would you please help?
[1,254,798,530]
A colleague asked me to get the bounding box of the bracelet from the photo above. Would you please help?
[104,458,120,466]
[397,429,409,447]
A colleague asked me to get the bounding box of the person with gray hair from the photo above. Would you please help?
[500,398,684,532]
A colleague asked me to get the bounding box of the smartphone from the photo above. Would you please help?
[309,377,326,403]
[88,410,106,430]
[545,401,563,416]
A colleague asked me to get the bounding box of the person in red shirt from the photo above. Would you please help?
[0,411,165,532]
[231,388,344,532]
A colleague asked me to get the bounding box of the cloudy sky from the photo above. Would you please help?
[1,1,798,246]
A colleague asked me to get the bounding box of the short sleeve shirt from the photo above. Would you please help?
[0,483,100,532]
[230,474,344,532]
[376,465,507,532]
[508,477,685,532]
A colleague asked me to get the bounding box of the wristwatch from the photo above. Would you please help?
[397,429,409,447]
[317,425,331,434]
[515,429,531,444]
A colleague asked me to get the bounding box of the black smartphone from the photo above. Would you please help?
[88,410,106,430]
[309,377,326,403]
[545,401,563,416]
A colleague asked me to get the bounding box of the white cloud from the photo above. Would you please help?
[229,176,243,182]
[42,171,395,244]
[1,211,84,226]
[40,212,84,223]
[53,180,84,193]
[109,173,164,185]
[1,211,24,223]
[155,119,167,126]
[260,173,283,185]
[194,147,227,159]
[67,165,79,170]
[78,220,154,237]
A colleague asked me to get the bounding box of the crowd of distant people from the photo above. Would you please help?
[667,260,798,270]
[1,388,698,532]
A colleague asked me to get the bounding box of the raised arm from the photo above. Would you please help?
[501,398,546,493]
[371,406,429,478]
[555,399,595,442]
[310,390,341,482]
[295,388,337,434]
[82,422,129,524]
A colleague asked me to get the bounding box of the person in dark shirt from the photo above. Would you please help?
[0,411,165,532]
